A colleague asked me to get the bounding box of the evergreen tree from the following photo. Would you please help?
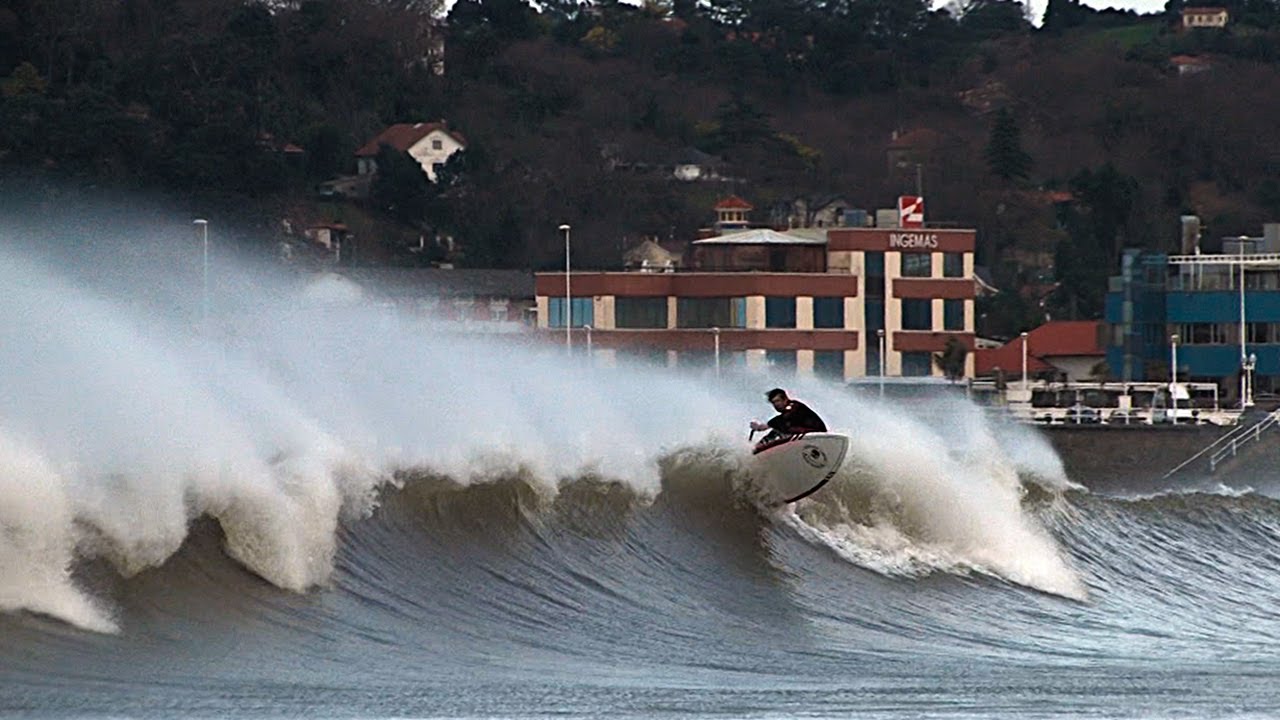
[370,144,430,227]
[984,107,1032,182]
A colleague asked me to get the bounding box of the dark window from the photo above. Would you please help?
[615,297,667,329]
[902,299,932,330]
[944,299,964,331]
[813,297,845,329]
[865,299,884,333]
[865,252,885,298]
[549,297,593,328]
[678,298,745,328]
[814,350,844,379]
[901,253,932,277]
[767,349,796,371]
[943,253,964,278]
[866,252,884,276]
[902,352,933,377]
[765,297,796,328]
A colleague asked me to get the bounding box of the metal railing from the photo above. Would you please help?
[1168,253,1280,266]
[1162,412,1269,479]
[1208,410,1280,473]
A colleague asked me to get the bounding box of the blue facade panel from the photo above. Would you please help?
[1167,291,1280,323]
[1178,346,1246,377]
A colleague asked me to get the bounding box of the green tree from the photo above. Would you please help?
[935,337,969,382]
[984,107,1032,182]
[370,144,431,227]
[959,0,1031,39]
[1041,0,1091,32]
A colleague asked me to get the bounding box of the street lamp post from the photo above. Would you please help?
[193,218,209,325]
[1170,333,1179,426]
[712,327,721,379]
[560,224,571,351]
[1245,352,1257,408]
[1239,237,1248,408]
[877,328,886,399]
[1021,331,1029,392]
[584,324,593,365]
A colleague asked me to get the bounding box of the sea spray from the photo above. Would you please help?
[778,393,1088,600]
[0,430,117,632]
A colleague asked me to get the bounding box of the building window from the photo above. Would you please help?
[901,299,932,330]
[943,252,964,278]
[814,351,843,379]
[1176,322,1229,344]
[901,253,932,277]
[902,352,933,377]
[766,349,796,372]
[765,297,796,328]
[814,297,844,329]
[944,299,964,331]
[866,252,885,298]
[548,297,593,328]
[432,139,443,150]
[677,297,746,328]
[865,298,884,333]
[615,297,667,329]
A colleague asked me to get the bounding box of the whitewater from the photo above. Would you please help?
[2,213,1279,719]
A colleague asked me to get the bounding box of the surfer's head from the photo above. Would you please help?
[766,388,788,410]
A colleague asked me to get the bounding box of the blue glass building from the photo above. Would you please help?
[1105,224,1280,401]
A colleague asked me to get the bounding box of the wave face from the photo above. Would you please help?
[3,223,1280,718]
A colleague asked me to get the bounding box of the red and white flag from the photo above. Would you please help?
[898,196,924,228]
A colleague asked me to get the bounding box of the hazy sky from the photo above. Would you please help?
[1026,0,1168,23]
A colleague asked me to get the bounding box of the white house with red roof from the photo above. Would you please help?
[355,121,467,182]
[1180,6,1228,28]
[975,320,1106,382]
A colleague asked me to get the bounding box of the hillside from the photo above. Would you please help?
[2,0,1280,334]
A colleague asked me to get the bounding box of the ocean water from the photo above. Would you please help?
[2,223,1280,719]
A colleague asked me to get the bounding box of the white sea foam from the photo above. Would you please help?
[0,431,117,632]
[0,216,1088,632]
[771,388,1088,600]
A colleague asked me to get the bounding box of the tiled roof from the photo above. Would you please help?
[888,128,941,150]
[714,195,753,210]
[974,321,1104,375]
[354,122,467,157]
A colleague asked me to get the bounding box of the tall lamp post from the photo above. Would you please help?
[1021,331,1029,392]
[193,218,209,325]
[712,327,721,379]
[877,328,886,399]
[1244,352,1257,408]
[1170,332,1179,426]
[559,224,571,351]
[1238,237,1248,408]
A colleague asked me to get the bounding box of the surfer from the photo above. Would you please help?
[750,388,827,440]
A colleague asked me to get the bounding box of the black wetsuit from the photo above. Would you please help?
[766,400,827,435]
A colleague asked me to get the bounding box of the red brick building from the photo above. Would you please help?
[534,210,976,380]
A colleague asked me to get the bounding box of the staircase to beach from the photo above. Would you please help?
[1162,409,1280,481]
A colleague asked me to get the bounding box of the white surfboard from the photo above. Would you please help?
[749,431,850,504]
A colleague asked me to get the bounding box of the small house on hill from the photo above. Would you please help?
[355,121,467,182]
